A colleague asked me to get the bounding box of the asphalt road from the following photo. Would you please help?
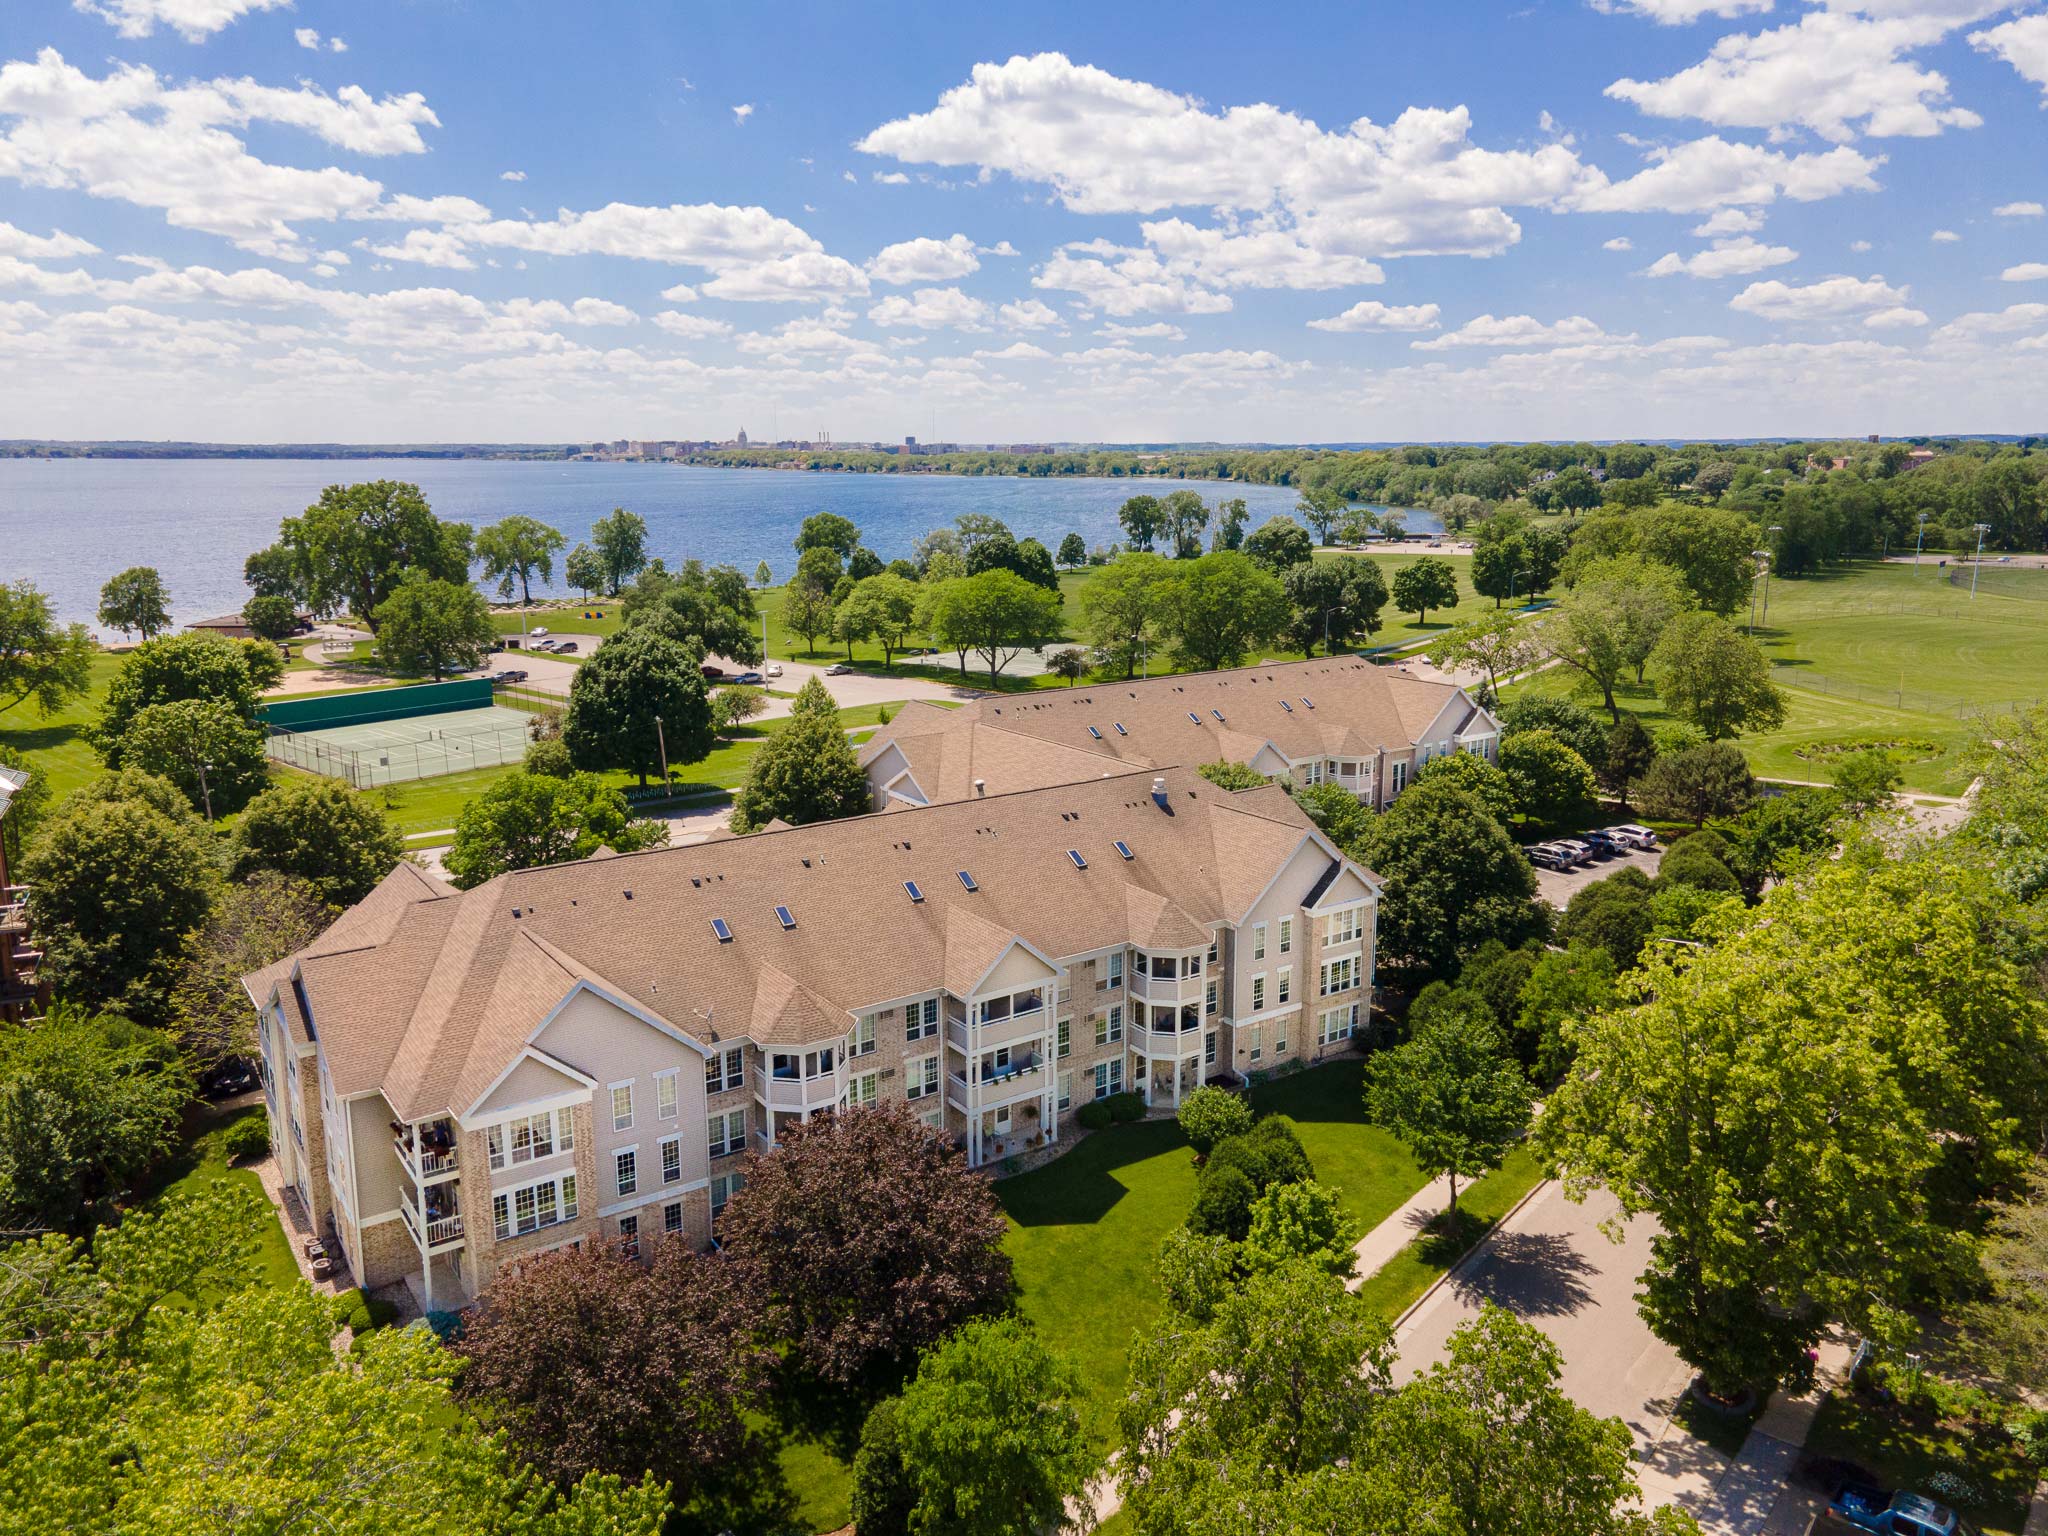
[1531,842,1663,909]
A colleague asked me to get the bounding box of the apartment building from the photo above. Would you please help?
[243,765,1380,1311]
[0,765,44,1024]
[860,656,1499,813]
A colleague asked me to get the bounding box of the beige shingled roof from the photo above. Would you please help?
[249,765,1371,1122]
[860,656,1484,804]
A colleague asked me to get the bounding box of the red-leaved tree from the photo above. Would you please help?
[719,1103,1012,1396]
[456,1238,765,1497]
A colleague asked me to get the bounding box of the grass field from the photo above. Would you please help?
[141,1102,302,1299]
[0,649,119,805]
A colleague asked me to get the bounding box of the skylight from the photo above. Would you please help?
[1087,725,1102,739]
[1301,696,1315,709]
[1113,722,1127,736]
[905,880,924,903]
[1114,840,1133,860]
[711,918,732,943]
[1187,711,1201,725]
[774,905,795,930]
[1279,700,1293,712]
[1212,709,1225,722]
[1067,849,1087,870]
[958,870,979,892]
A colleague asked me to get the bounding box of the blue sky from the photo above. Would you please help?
[2,0,2045,442]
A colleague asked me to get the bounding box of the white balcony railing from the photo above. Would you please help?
[1132,1022,1205,1056]
[1132,970,1203,1003]
[400,1189,465,1249]
[393,1132,459,1181]
[760,1066,845,1113]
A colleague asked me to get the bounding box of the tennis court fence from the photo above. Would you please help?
[1772,668,2044,720]
[266,714,536,787]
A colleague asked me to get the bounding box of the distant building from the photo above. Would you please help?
[0,764,46,1023]
[186,611,257,639]
[735,427,750,447]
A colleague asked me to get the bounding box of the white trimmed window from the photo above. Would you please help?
[1058,1071,1072,1111]
[705,1047,744,1094]
[709,1109,746,1159]
[1251,973,1266,1011]
[1320,955,1359,996]
[660,1135,681,1185]
[1391,760,1407,794]
[1104,952,1123,990]
[1205,979,1218,1016]
[492,1172,577,1240]
[1323,905,1364,946]
[847,1071,880,1109]
[614,1148,637,1197]
[906,997,940,1040]
[618,1214,639,1261]
[1095,1005,1123,1046]
[1319,1004,1357,1045]
[656,1071,678,1120]
[849,1014,877,1058]
[905,1054,940,1101]
[711,1172,744,1219]
[1278,917,1292,954]
[1092,1059,1124,1097]
[1275,1022,1288,1054]
[1056,1018,1071,1058]
[609,1083,633,1132]
[488,1108,569,1171]
[1249,1026,1264,1063]
[1277,966,1291,1006]
[664,1201,683,1236]
[1204,1030,1217,1065]
[1252,922,1267,961]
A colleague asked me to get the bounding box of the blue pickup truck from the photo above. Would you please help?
[1819,1483,1982,1536]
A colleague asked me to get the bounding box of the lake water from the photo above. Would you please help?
[0,458,1436,631]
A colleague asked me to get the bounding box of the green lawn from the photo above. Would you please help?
[1805,1388,2038,1534]
[1349,1143,1550,1321]
[140,1103,301,1298]
[0,649,118,805]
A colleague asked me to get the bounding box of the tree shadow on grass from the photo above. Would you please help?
[668,1433,804,1536]
[1247,1059,1367,1127]
[998,1116,1189,1228]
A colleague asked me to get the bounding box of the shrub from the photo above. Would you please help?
[1186,1162,1258,1241]
[1105,1091,1147,1123]
[1658,833,1741,895]
[1177,1085,1253,1158]
[222,1115,271,1163]
[1207,1116,1314,1193]
[1075,1101,1113,1131]
[851,1397,917,1536]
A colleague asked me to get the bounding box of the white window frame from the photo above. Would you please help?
[659,1135,681,1186]
[609,1082,634,1132]
[1277,966,1291,1006]
[1104,952,1123,990]
[1058,1071,1072,1111]
[847,1070,880,1109]
[617,1213,639,1261]
[709,1108,746,1159]
[1278,917,1292,954]
[1252,922,1267,961]
[849,1014,877,1058]
[706,1047,744,1095]
[1056,1017,1071,1058]
[1249,1025,1264,1063]
[614,1148,637,1197]
[906,997,940,1041]
[664,1200,684,1236]
[656,1070,678,1120]
[1320,955,1359,997]
[492,1171,578,1241]
[905,1053,940,1101]
[711,1171,745,1219]
[1251,973,1266,1011]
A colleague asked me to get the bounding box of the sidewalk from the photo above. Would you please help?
[1347,1173,1455,1286]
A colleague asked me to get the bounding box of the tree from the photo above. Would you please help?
[227,775,404,905]
[243,541,299,600]
[1831,748,1902,813]
[97,566,172,641]
[1158,551,1290,672]
[719,1103,1011,1396]
[563,624,712,786]
[783,578,836,655]
[564,542,605,598]
[176,872,334,1068]
[589,507,650,595]
[476,515,567,606]
[1714,786,1842,898]
[1283,556,1387,656]
[242,593,297,642]
[1296,484,1349,544]
[1045,647,1088,686]
[0,1004,188,1235]
[1628,503,1759,615]
[1178,1084,1254,1157]
[1537,556,1691,720]
[1557,868,1656,971]
[1497,695,1610,773]
[1413,750,1518,825]
[1600,714,1658,807]
[1356,781,1547,979]
[1056,531,1087,568]
[20,776,220,1027]
[710,685,768,735]
[1118,493,1163,551]
[371,569,497,681]
[923,570,1063,687]
[1426,611,1538,702]
[1198,759,1269,792]
[1515,944,1617,1084]
[1079,551,1173,679]
[444,772,667,888]
[847,546,886,582]
[890,1317,1092,1536]
[1366,1007,1533,1219]
[728,685,869,833]
[0,745,50,870]
[794,511,861,565]
[1498,729,1598,827]
[456,1240,766,1501]
[1657,833,1740,895]
[0,1183,668,1536]
[1243,515,1314,572]
[92,631,268,763]
[1471,518,1532,608]
[1648,612,1786,739]
[265,480,473,629]
[1390,556,1459,625]
[1695,461,1737,499]
[852,1398,920,1536]
[0,580,95,717]
[114,697,270,817]
[1544,858,2048,1396]
[1637,741,1755,827]
[1161,488,1210,558]
[1244,1180,1359,1277]
[1950,1157,2048,1389]
[835,573,921,666]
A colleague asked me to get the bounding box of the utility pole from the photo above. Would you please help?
[655,716,670,787]
[1761,525,1783,626]
[1971,523,1991,597]
[1915,513,1928,567]
[196,760,214,823]
[1748,550,1768,636]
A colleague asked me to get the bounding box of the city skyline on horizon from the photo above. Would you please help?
[3,0,2047,444]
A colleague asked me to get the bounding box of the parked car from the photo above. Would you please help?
[1525,844,1569,871]
[826,662,853,675]
[763,662,783,678]
[1606,824,1659,851]
[1577,829,1622,857]
[1549,839,1596,867]
[490,669,528,685]
[198,1058,258,1099]
[553,641,579,654]
[530,626,550,637]
[732,671,764,685]
[1820,1482,1981,1536]
[701,664,725,680]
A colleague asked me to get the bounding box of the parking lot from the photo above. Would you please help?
[1530,838,1662,908]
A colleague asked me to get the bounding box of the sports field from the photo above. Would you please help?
[266,704,534,787]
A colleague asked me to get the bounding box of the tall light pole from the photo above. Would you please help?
[1971,523,1991,598]
[196,760,214,823]
[1508,568,1528,606]
[1748,550,1769,636]
[1761,525,1783,626]
[1915,512,1928,567]
[654,715,669,787]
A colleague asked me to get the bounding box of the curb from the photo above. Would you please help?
[1392,1175,1556,1333]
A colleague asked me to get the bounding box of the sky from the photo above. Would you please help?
[1,0,2046,444]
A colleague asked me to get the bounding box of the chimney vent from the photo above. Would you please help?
[974,778,986,796]
[1151,777,1173,815]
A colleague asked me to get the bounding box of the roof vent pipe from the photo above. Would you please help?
[974,778,986,796]
[1151,777,1173,815]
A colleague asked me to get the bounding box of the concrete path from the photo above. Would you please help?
[1347,1173,1455,1285]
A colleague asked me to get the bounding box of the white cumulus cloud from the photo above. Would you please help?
[1994,201,2045,217]
[0,222,101,259]
[652,310,733,339]
[1644,236,1799,277]
[998,298,1061,329]
[1588,0,1773,21]
[868,286,989,329]
[1604,236,1635,251]
[1411,314,1622,350]
[867,233,980,284]
[2002,262,2048,281]
[1971,14,2048,100]
[73,0,290,42]
[1308,299,1442,332]
[1729,272,1913,319]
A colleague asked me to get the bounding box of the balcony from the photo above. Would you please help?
[392,1122,460,1182]
[400,1188,465,1250]
[1132,1019,1205,1056]
[760,1065,846,1112]
[974,1055,1047,1108]
[967,1008,1050,1051]
[1131,968,1203,1004]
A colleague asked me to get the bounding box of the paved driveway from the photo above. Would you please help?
[1532,843,1662,909]
[1395,1180,1695,1455]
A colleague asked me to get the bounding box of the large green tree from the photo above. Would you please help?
[1242,515,1314,571]
[0,1004,189,1234]
[1157,551,1290,672]
[1426,611,1539,702]
[563,624,712,786]
[589,507,651,595]
[372,569,498,681]
[620,560,762,665]
[259,480,473,629]
[20,774,220,1026]
[0,579,95,717]
[1390,556,1460,625]
[1636,740,1756,827]
[1365,1007,1533,1218]
[1117,493,1164,552]
[1497,729,1599,827]
[922,570,1064,686]
[175,871,334,1067]
[1647,612,1787,740]
[1537,556,1692,720]
[444,771,668,887]
[1355,780,1547,980]
[728,677,868,832]
[1543,856,2048,1395]
[92,631,271,763]
[227,775,405,905]
[793,511,861,564]
[475,515,567,606]
[1078,551,1173,679]
[834,573,921,666]
[114,697,270,817]
[1283,555,1387,656]
[97,566,172,641]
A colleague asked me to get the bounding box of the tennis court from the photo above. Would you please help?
[1947,562,2048,601]
[263,680,539,787]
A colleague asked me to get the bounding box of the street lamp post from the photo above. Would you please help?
[196,760,214,823]
[1748,550,1769,636]
[1971,523,1991,598]
[1761,525,1783,625]
[654,716,670,787]
[1509,569,1528,606]
[1915,512,1928,567]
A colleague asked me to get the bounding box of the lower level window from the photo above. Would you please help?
[663,1201,683,1236]
[618,1214,639,1260]
[492,1172,578,1240]
[1092,1060,1124,1097]
[1057,1071,1072,1111]
[710,1172,745,1220]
